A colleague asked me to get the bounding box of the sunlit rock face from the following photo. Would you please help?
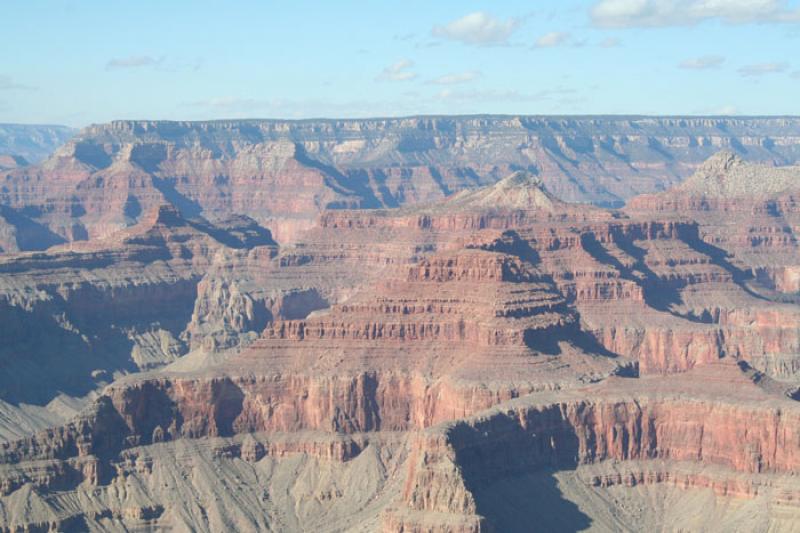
[3,149,800,531]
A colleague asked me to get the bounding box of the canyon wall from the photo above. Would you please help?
[0,124,75,164]
[2,148,800,531]
[4,116,800,246]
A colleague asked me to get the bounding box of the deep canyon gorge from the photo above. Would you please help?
[1,116,800,531]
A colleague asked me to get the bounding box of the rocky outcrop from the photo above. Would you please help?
[392,365,800,530]
[0,205,278,409]
[627,151,800,298]
[263,249,576,352]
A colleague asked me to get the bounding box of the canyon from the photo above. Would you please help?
[0,125,75,165]
[3,116,800,246]
[0,117,800,531]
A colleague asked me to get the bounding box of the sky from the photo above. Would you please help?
[2,0,800,127]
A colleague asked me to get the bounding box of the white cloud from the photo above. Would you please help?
[599,37,621,47]
[0,75,35,91]
[534,31,571,48]
[737,62,789,76]
[791,70,800,79]
[432,12,520,45]
[106,56,164,70]
[679,55,726,69]
[376,59,417,82]
[428,71,481,85]
[591,0,800,28]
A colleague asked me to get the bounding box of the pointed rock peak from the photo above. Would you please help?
[696,150,745,175]
[448,170,561,211]
[494,170,546,190]
[678,150,799,197]
[677,151,746,193]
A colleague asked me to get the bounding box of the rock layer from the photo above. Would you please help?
[4,116,800,247]
[2,152,800,531]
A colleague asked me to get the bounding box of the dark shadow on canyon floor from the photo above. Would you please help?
[451,411,592,532]
[470,470,592,532]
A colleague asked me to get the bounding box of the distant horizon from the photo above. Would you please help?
[7,112,800,130]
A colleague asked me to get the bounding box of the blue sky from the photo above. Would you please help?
[2,0,799,126]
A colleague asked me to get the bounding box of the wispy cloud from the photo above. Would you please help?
[376,59,417,82]
[105,55,164,70]
[427,71,481,85]
[432,12,520,45]
[533,31,571,48]
[679,55,726,69]
[591,0,800,28]
[737,62,790,77]
[0,75,35,91]
[791,70,800,78]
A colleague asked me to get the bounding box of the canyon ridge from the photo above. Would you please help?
[1,116,800,532]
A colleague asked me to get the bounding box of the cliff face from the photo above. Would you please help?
[0,205,281,411]
[392,365,800,530]
[4,363,800,531]
[2,150,800,531]
[4,116,800,247]
[627,151,800,279]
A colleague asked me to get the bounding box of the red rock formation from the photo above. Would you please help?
[2,156,800,530]
[627,151,800,297]
[5,117,800,248]
[391,363,800,530]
